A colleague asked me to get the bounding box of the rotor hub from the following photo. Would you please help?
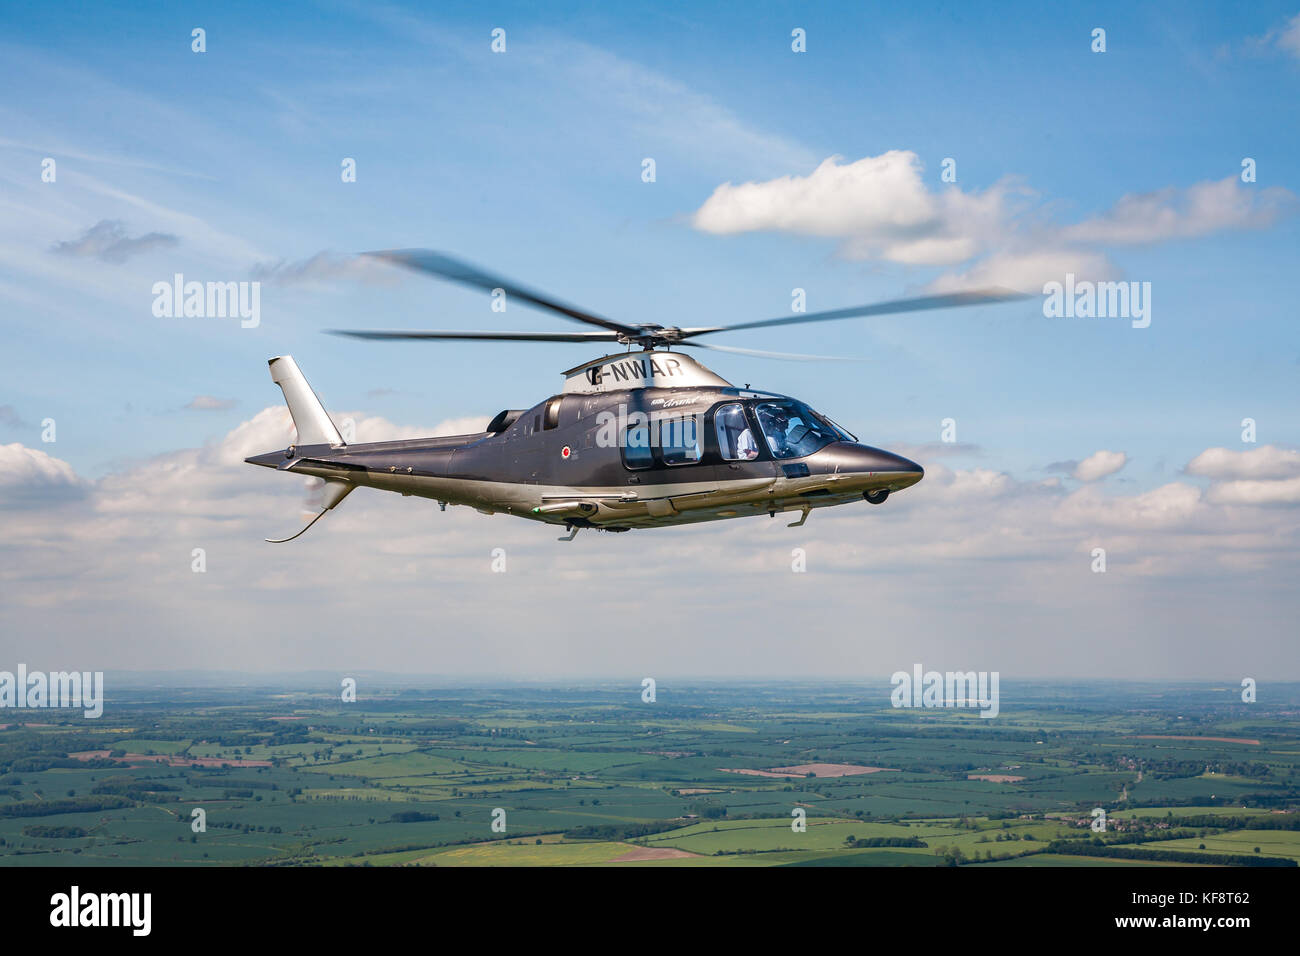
[617,325,685,348]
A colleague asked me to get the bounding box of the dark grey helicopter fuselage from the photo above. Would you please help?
[247,375,923,532]
[239,236,1031,540]
[252,245,1023,537]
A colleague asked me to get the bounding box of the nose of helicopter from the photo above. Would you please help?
[863,447,924,488]
[825,444,923,490]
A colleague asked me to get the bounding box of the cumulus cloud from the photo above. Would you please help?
[0,443,86,507]
[1047,451,1126,481]
[1185,445,1300,480]
[51,219,180,263]
[1183,446,1300,508]
[208,406,488,465]
[692,152,1017,267]
[185,396,238,411]
[1054,481,1205,530]
[922,464,1017,499]
[690,153,1294,291]
[1059,177,1294,245]
[926,248,1117,294]
[1,419,1298,677]
[1072,450,1127,482]
[1207,477,1300,506]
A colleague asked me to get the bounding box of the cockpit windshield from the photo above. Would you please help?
[753,400,846,459]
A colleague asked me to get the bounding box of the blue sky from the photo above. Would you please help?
[1,1,1298,679]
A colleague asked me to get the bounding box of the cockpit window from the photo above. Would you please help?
[754,401,842,459]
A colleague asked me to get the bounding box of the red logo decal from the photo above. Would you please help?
[561,446,571,459]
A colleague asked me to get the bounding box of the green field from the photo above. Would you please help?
[0,680,1297,866]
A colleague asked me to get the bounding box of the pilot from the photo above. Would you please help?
[758,406,790,456]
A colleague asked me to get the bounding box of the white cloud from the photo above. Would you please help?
[1054,481,1205,530]
[691,152,1015,266]
[1188,446,1300,507]
[923,464,1017,499]
[1,419,1298,678]
[1059,177,1294,245]
[689,154,1295,291]
[186,395,237,411]
[1207,477,1300,506]
[1073,450,1127,482]
[211,406,487,465]
[0,443,85,506]
[926,248,1116,294]
[1186,445,1300,480]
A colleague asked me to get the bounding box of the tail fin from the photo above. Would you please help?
[268,356,345,447]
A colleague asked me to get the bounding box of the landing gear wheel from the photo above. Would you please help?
[864,489,890,505]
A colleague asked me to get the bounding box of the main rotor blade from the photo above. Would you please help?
[362,249,638,337]
[682,287,1030,337]
[328,329,622,343]
[679,341,866,362]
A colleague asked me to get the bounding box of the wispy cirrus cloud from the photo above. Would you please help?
[1245,12,1300,60]
[250,251,397,286]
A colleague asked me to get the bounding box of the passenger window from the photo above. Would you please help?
[714,403,759,461]
[659,416,701,465]
[622,424,653,470]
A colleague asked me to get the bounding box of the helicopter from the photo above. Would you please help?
[245,250,1024,541]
